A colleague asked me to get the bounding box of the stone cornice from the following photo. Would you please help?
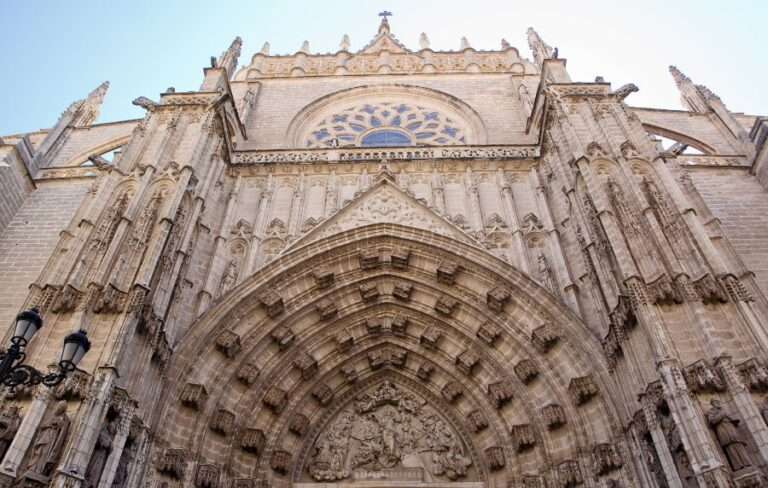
[231,144,541,165]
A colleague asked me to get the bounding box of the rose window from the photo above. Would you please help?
[305,102,467,148]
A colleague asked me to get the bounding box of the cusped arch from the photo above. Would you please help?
[286,84,489,147]
[154,225,629,486]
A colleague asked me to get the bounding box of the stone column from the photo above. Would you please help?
[121,425,149,488]
[716,356,768,465]
[499,176,530,273]
[51,367,116,488]
[0,387,51,478]
[96,410,133,488]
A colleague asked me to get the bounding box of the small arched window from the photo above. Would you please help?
[360,129,412,147]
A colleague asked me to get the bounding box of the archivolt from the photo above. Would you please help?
[151,224,628,485]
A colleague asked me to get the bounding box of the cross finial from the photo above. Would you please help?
[378,11,392,20]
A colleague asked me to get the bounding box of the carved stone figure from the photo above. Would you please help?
[307,381,472,482]
[24,400,70,478]
[85,418,116,488]
[706,399,751,471]
[218,259,239,297]
[0,405,21,461]
[112,439,135,488]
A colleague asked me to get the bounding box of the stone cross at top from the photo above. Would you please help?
[378,11,393,21]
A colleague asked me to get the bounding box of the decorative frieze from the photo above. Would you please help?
[359,249,381,269]
[592,443,623,475]
[289,413,310,436]
[485,446,506,470]
[263,386,288,413]
[215,330,241,358]
[336,329,354,352]
[312,383,334,406]
[270,450,291,474]
[196,464,220,488]
[359,282,381,302]
[542,404,566,430]
[531,323,560,353]
[437,260,461,285]
[435,295,459,316]
[737,358,768,392]
[312,268,335,289]
[719,274,753,302]
[417,363,435,381]
[315,298,338,320]
[511,475,545,488]
[556,460,583,487]
[456,349,480,375]
[441,381,463,403]
[259,290,284,317]
[692,274,728,304]
[684,359,726,393]
[510,424,536,452]
[210,408,235,436]
[53,368,91,400]
[156,448,187,479]
[569,375,599,405]
[341,364,358,383]
[180,383,208,410]
[418,326,441,350]
[391,248,411,269]
[92,283,128,314]
[466,409,488,432]
[271,325,295,349]
[240,428,266,454]
[293,352,318,380]
[486,286,511,312]
[391,316,409,336]
[488,378,515,408]
[392,282,413,301]
[52,284,83,313]
[514,359,539,384]
[477,321,501,346]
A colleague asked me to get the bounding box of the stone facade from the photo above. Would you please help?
[1,15,768,488]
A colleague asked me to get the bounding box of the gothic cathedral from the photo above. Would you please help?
[1,15,768,488]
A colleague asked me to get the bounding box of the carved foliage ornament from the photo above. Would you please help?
[306,381,474,482]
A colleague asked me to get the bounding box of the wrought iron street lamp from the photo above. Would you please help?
[0,307,91,388]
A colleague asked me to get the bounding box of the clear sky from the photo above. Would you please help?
[1,0,766,136]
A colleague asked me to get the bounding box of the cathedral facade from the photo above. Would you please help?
[2,15,768,488]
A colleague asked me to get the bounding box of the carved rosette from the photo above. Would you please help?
[240,428,266,454]
[531,323,560,352]
[514,359,539,384]
[180,383,208,410]
[437,260,461,284]
[156,448,187,479]
[210,408,235,436]
[259,290,284,317]
[215,330,241,358]
[542,404,566,430]
[511,424,536,452]
[477,321,501,346]
[569,376,599,405]
[237,361,260,386]
[485,446,506,470]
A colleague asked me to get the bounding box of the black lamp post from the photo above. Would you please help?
[0,307,91,388]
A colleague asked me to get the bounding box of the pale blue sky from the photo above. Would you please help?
[1,0,766,136]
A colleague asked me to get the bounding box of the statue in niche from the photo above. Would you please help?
[24,400,70,478]
[111,438,135,488]
[661,413,696,488]
[0,405,21,461]
[537,252,558,296]
[307,381,472,482]
[706,399,751,471]
[85,417,116,488]
[218,259,239,297]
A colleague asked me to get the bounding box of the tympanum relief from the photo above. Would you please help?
[306,381,474,482]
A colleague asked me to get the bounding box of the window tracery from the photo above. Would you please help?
[305,102,467,148]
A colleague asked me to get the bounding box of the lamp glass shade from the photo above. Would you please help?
[60,330,91,370]
[13,308,43,343]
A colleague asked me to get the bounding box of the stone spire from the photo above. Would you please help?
[71,81,110,127]
[669,65,711,112]
[217,36,243,76]
[260,42,270,55]
[340,34,351,51]
[527,27,553,66]
[419,33,430,50]
[460,37,471,50]
[299,40,310,53]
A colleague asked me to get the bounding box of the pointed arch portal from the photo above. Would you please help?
[153,224,629,486]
